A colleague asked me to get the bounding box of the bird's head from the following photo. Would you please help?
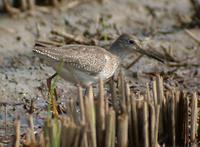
[110,34,143,59]
[110,34,164,62]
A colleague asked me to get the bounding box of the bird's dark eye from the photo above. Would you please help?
[128,39,135,44]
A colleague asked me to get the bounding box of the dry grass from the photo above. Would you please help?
[3,73,200,147]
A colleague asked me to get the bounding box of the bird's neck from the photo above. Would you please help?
[109,43,129,60]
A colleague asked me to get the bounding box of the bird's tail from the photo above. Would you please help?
[33,41,49,54]
[34,40,62,49]
[33,40,66,62]
[34,41,47,48]
[33,40,63,54]
[34,40,49,50]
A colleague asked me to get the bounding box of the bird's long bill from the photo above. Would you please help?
[134,47,165,63]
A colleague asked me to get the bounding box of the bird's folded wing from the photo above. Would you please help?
[34,44,107,75]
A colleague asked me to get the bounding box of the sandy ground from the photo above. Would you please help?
[0,0,199,143]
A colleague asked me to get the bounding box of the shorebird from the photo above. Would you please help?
[33,34,164,90]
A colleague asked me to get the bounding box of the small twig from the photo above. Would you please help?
[185,29,200,45]
[35,40,63,47]
[0,102,24,106]
[125,54,144,69]
[0,26,16,34]
[160,45,178,62]
[167,62,200,67]
[60,1,82,11]
[14,116,20,147]
[4,105,7,140]
[51,29,96,45]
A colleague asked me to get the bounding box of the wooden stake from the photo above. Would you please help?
[117,113,128,147]
[96,78,106,146]
[131,95,139,147]
[14,117,20,147]
[149,103,156,147]
[78,86,86,124]
[84,86,97,147]
[171,95,176,147]
[105,108,116,147]
[143,102,149,147]
[191,93,198,147]
[152,80,158,106]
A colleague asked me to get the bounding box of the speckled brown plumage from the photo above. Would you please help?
[33,43,120,87]
[34,44,119,74]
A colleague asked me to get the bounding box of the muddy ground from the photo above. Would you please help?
[0,0,199,144]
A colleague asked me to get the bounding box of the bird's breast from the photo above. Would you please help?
[98,55,120,80]
[52,63,98,87]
